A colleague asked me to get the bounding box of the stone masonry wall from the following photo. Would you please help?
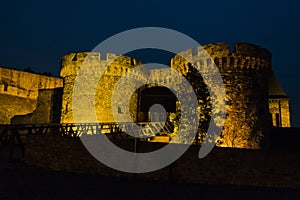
[171,42,272,149]
[0,94,36,124]
[11,88,63,124]
[60,52,146,123]
[269,98,290,127]
[0,67,63,124]
[0,67,62,99]
[60,53,185,124]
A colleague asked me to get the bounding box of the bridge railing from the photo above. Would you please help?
[0,122,173,161]
[0,122,174,145]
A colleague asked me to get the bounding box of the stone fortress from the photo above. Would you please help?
[0,42,291,149]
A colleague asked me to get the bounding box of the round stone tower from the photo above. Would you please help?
[60,52,146,123]
[171,42,272,149]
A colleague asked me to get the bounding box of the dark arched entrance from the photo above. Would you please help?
[138,86,177,122]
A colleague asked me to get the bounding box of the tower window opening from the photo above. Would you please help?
[4,84,8,92]
[118,106,124,114]
[275,113,281,127]
[230,57,234,65]
[222,57,227,67]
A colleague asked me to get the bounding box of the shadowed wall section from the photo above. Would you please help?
[11,88,63,124]
[23,134,300,189]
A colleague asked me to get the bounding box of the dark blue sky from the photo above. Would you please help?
[1,0,299,126]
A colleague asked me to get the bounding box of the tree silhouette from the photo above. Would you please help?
[184,64,212,144]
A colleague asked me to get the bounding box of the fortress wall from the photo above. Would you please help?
[60,52,146,123]
[11,88,63,124]
[148,68,180,88]
[0,67,63,100]
[0,67,63,124]
[171,42,272,149]
[23,134,300,189]
[0,94,36,124]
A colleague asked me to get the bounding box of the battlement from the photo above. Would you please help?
[171,42,272,74]
[148,68,175,85]
[60,52,142,78]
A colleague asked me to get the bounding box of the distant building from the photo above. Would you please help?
[268,70,290,127]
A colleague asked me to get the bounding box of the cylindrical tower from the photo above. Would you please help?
[171,42,272,149]
[60,52,145,123]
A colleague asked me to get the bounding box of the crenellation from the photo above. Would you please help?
[61,52,143,78]
[234,43,272,60]
[106,52,119,60]
[171,43,271,73]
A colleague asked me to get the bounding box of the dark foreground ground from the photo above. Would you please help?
[0,161,299,200]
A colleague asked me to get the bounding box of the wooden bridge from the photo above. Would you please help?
[0,122,174,160]
[0,122,173,139]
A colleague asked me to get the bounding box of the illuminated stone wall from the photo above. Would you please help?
[0,67,63,124]
[267,70,291,127]
[0,67,62,99]
[269,98,290,127]
[11,88,63,124]
[60,55,184,124]
[60,52,145,123]
[0,94,36,124]
[171,42,272,149]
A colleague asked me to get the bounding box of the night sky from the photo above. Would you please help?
[1,0,299,126]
